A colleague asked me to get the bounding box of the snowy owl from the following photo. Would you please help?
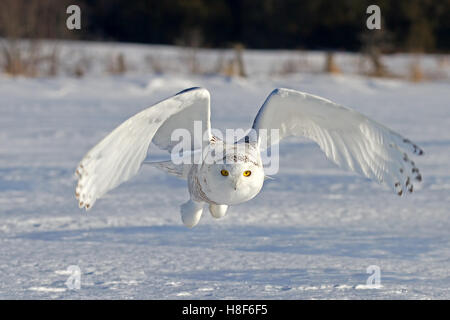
[75,87,423,227]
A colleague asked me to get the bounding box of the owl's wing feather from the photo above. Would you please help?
[252,88,423,195]
[75,87,211,209]
[145,160,192,179]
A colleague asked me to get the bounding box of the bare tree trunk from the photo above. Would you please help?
[368,47,387,77]
[359,26,392,78]
[234,43,247,77]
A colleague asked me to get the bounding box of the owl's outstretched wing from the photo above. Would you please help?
[252,88,423,196]
[75,87,211,210]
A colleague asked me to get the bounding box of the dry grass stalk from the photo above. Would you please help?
[325,52,340,74]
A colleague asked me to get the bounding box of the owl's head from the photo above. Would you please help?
[199,143,265,205]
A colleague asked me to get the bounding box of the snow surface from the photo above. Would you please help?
[0,59,449,299]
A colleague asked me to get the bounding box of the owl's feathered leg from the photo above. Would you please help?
[180,199,204,228]
[209,204,228,219]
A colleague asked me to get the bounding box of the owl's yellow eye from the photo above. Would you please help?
[243,170,252,177]
[221,169,229,176]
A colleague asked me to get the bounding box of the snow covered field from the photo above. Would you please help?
[0,45,449,299]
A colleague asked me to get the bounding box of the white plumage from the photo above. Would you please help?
[75,88,210,209]
[75,87,423,227]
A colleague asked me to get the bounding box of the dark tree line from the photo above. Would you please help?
[77,0,449,52]
[1,0,449,52]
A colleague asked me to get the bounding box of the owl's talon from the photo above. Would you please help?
[209,204,228,219]
[180,199,204,228]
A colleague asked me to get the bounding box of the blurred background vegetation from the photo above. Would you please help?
[0,0,448,78]
[0,0,448,52]
[71,0,450,52]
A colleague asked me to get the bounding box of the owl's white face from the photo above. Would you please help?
[197,148,265,205]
